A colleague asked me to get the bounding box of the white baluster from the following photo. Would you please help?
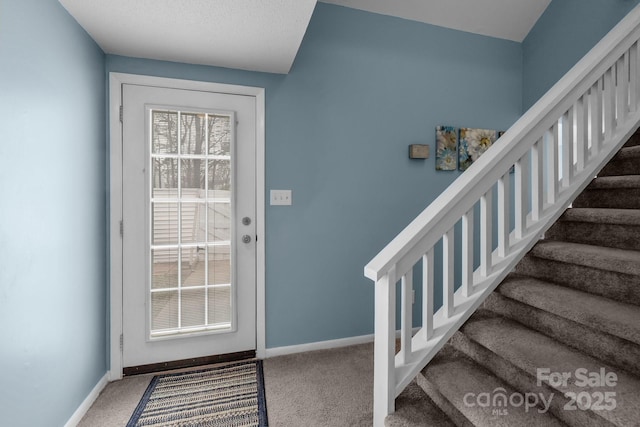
[373,267,396,427]
[562,107,574,188]
[532,138,543,221]
[497,173,510,258]
[480,190,493,277]
[548,125,559,204]
[422,250,434,340]
[400,270,413,365]
[590,80,602,156]
[461,210,474,297]
[443,228,454,318]
[604,67,616,141]
[575,96,588,173]
[515,150,529,239]
[632,42,640,113]
[617,54,629,124]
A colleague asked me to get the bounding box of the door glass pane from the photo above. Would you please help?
[152,158,178,198]
[208,115,231,155]
[149,109,234,338]
[181,159,205,195]
[180,113,206,155]
[152,111,178,154]
[181,247,204,288]
[151,248,178,290]
[208,160,230,190]
[208,286,231,326]
[180,202,202,244]
[208,245,231,286]
[152,291,179,331]
[152,202,178,245]
[181,288,206,327]
[208,202,231,242]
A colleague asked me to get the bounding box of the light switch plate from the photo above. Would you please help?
[270,189,292,205]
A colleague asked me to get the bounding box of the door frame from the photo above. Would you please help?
[108,72,266,380]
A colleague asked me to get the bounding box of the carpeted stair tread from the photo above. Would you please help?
[600,145,640,176]
[419,355,565,427]
[498,275,640,345]
[573,174,640,208]
[482,289,640,377]
[623,130,640,147]
[386,381,455,427]
[612,144,640,159]
[461,317,640,427]
[515,254,640,305]
[546,208,640,250]
[558,207,640,225]
[586,175,640,189]
[530,240,640,276]
[624,140,640,147]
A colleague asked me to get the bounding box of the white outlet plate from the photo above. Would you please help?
[270,189,292,206]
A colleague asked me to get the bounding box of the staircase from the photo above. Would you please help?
[366,4,640,426]
[387,133,640,426]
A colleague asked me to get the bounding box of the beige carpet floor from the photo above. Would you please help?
[78,342,375,426]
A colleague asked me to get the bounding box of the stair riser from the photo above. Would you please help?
[386,382,456,427]
[482,293,640,377]
[623,134,640,147]
[515,256,640,306]
[599,157,640,176]
[545,222,640,251]
[450,332,615,427]
[414,375,474,427]
[573,188,640,209]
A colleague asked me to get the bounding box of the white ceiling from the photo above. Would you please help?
[58,0,317,74]
[59,0,551,75]
[322,0,552,42]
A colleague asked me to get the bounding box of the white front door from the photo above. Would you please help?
[121,83,256,369]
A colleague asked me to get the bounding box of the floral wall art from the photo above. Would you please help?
[435,126,458,171]
[458,127,497,171]
[435,126,501,172]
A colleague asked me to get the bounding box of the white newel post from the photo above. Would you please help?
[373,267,396,427]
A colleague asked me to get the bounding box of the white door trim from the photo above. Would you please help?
[109,72,266,380]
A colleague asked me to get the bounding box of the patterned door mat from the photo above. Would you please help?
[127,360,268,426]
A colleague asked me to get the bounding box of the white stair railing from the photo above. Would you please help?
[365,5,640,426]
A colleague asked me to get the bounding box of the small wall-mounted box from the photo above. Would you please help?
[409,144,430,159]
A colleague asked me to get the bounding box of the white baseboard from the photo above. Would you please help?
[64,373,109,427]
[265,333,375,358]
[264,327,423,358]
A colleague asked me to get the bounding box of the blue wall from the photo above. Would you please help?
[0,1,106,426]
[107,3,523,348]
[522,0,640,109]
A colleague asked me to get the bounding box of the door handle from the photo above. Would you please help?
[242,235,252,244]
